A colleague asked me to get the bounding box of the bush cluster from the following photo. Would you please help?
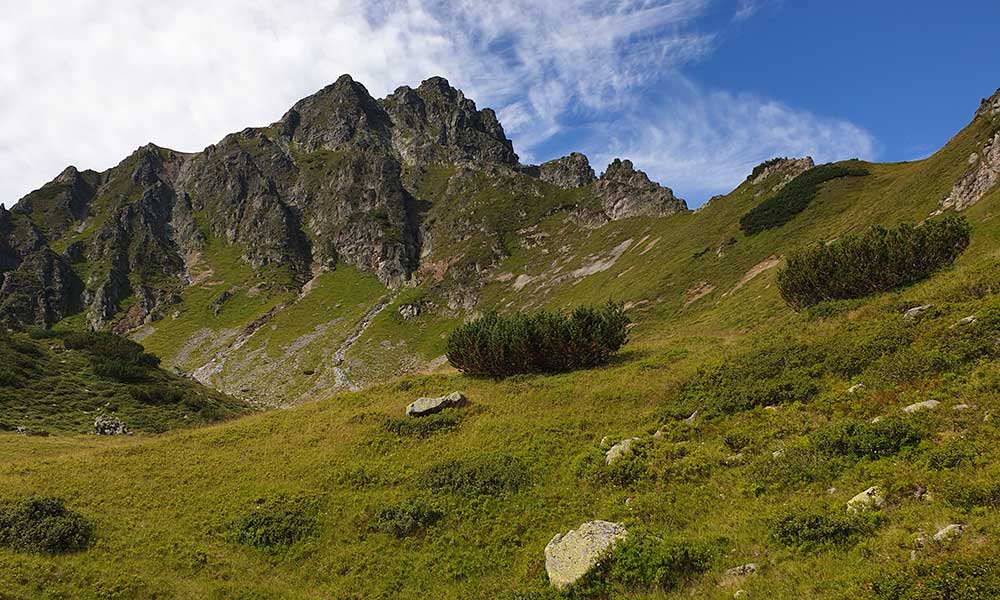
[445,301,629,378]
[873,554,1000,599]
[777,217,971,310]
[0,497,95,553]
[771,507,877,550]
[369,501,442,537]
[419,454,530,496]
[63,331,162,382]
[603,535,718,592]
[233,495,318,550]
[379,413,461,438]
[811,418,922,460]
[740,163,869,235]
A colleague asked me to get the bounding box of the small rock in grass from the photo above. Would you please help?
[903,304,933,319]
[953,315,978,327]
[848,383,866,394]
[405,391,465,417]
[933,523,964,542]
[771,449,785,458]
[952,403,972,411]
[545,521,627,590]
[734,590,748,599]
[763,406,778,412]
[725,453,744,465]
[684,410,699,423]
[94,414,129,436]
[903,400,940,414]
[847,486,884,513]
[605,437,640,465]
[723,563,758,583]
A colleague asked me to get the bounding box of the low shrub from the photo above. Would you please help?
[679,339,823,414]
[928,438,976,470]
[445,301,629,378]
[130,385,184,406]
[63,331,162,382]
[369,501,442,537]
[777,216,970,310]
[740,163,869,235]
[873,554,1000,599]
[379,413,461,438]
[812,418,922,460]
[771,506,878,550]
[233,495,319,550]
[0,496,95,553]
[747,446,841,492]
[604,535,718,592]
[419,454,530,496]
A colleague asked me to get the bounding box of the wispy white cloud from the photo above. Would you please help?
[0,0,873,208]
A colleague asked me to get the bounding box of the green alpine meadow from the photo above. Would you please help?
[4,8,1000,597]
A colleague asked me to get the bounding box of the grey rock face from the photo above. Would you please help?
[940,129,999,211]
[976,88,1000,119]
[749,156,815,193]
[0,248,81,328]
[903,399,940,414]
[94,414,129,435]
[593,159,687,220]
[538,153,597,189]
[406,391,466,416]
[847,485,884,513]
[545,521,627,590]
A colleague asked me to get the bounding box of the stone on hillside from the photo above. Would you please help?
[848,383,866,394]
[903,305,933,319]
[939,129,999,211]
[544,520,627,590]
[684,410,699,423]
[955,315,978,327]
[405,391,465,417]
[953,403,972,411]
[722,563,758,586]
[847,486,884,513]
[94,414,129,436]
[903,399,940,414]
[605,437,640,465]
[932,523,964,542]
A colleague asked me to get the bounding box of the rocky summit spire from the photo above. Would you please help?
[592,159,688,220]
[539,153,597,189]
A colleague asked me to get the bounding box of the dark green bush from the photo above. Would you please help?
[812,418,922,460]
[369,501,442,537]
[723,430,752,452]
[604,535,718,592]
[740,163,869,235]
[62,332,161,382]
[873,554,1000,599]
[446,301,629,378]
[233,495,318,550]
[928,438,976,470]
[777,216,970,310]
[130,385,184,406]
[0,497,95,553]
[419,454,530,496]
[379,413,461,438]
[747,447,841,492]
[771,507,877,550]
[679,340,823,414]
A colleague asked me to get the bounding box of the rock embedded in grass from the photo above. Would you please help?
[405,391,465,417]
[847,486,884,513]
[544,520,627,590]
[93,414,129,435]
[933,523,964,542]
[903,305,933,319]
[604,437,640,464]
[903,399,940,414]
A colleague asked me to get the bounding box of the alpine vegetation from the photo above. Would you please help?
[777,216,971,309]
[445,301,630,378]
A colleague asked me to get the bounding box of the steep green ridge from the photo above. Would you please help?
[1,82,999,597]
[0,330,246,435]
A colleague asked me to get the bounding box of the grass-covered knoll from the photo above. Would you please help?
[739,162,870,235]
[0,329,246,435]
[446,302,629,378]
[778,216,971,309]
[5,234,1000,597]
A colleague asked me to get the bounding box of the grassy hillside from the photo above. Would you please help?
[2,93,999,598]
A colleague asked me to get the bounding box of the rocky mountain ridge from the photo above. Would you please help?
[0,75,686,333]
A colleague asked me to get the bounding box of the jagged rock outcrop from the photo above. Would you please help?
[382,76,518,166]
[10,166,99,239]
[940,129,999,211]
[538,153,597,189]
[749,156,815,193]
[0,248,81,328]
[592,159,688,220]
[976,88,1000,119]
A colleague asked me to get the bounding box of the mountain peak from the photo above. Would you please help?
[976,87,1000,119]
[592,158,688,220]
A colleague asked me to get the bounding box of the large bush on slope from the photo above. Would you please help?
[446,301,629,378]
[777,216,970,309]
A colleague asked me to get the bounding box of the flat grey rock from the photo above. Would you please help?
[405,391,465,417]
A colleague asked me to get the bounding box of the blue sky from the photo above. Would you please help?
[1,0,998,208]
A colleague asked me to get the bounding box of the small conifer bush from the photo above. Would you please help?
[446,301,629,378]
[778,216,970,310]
